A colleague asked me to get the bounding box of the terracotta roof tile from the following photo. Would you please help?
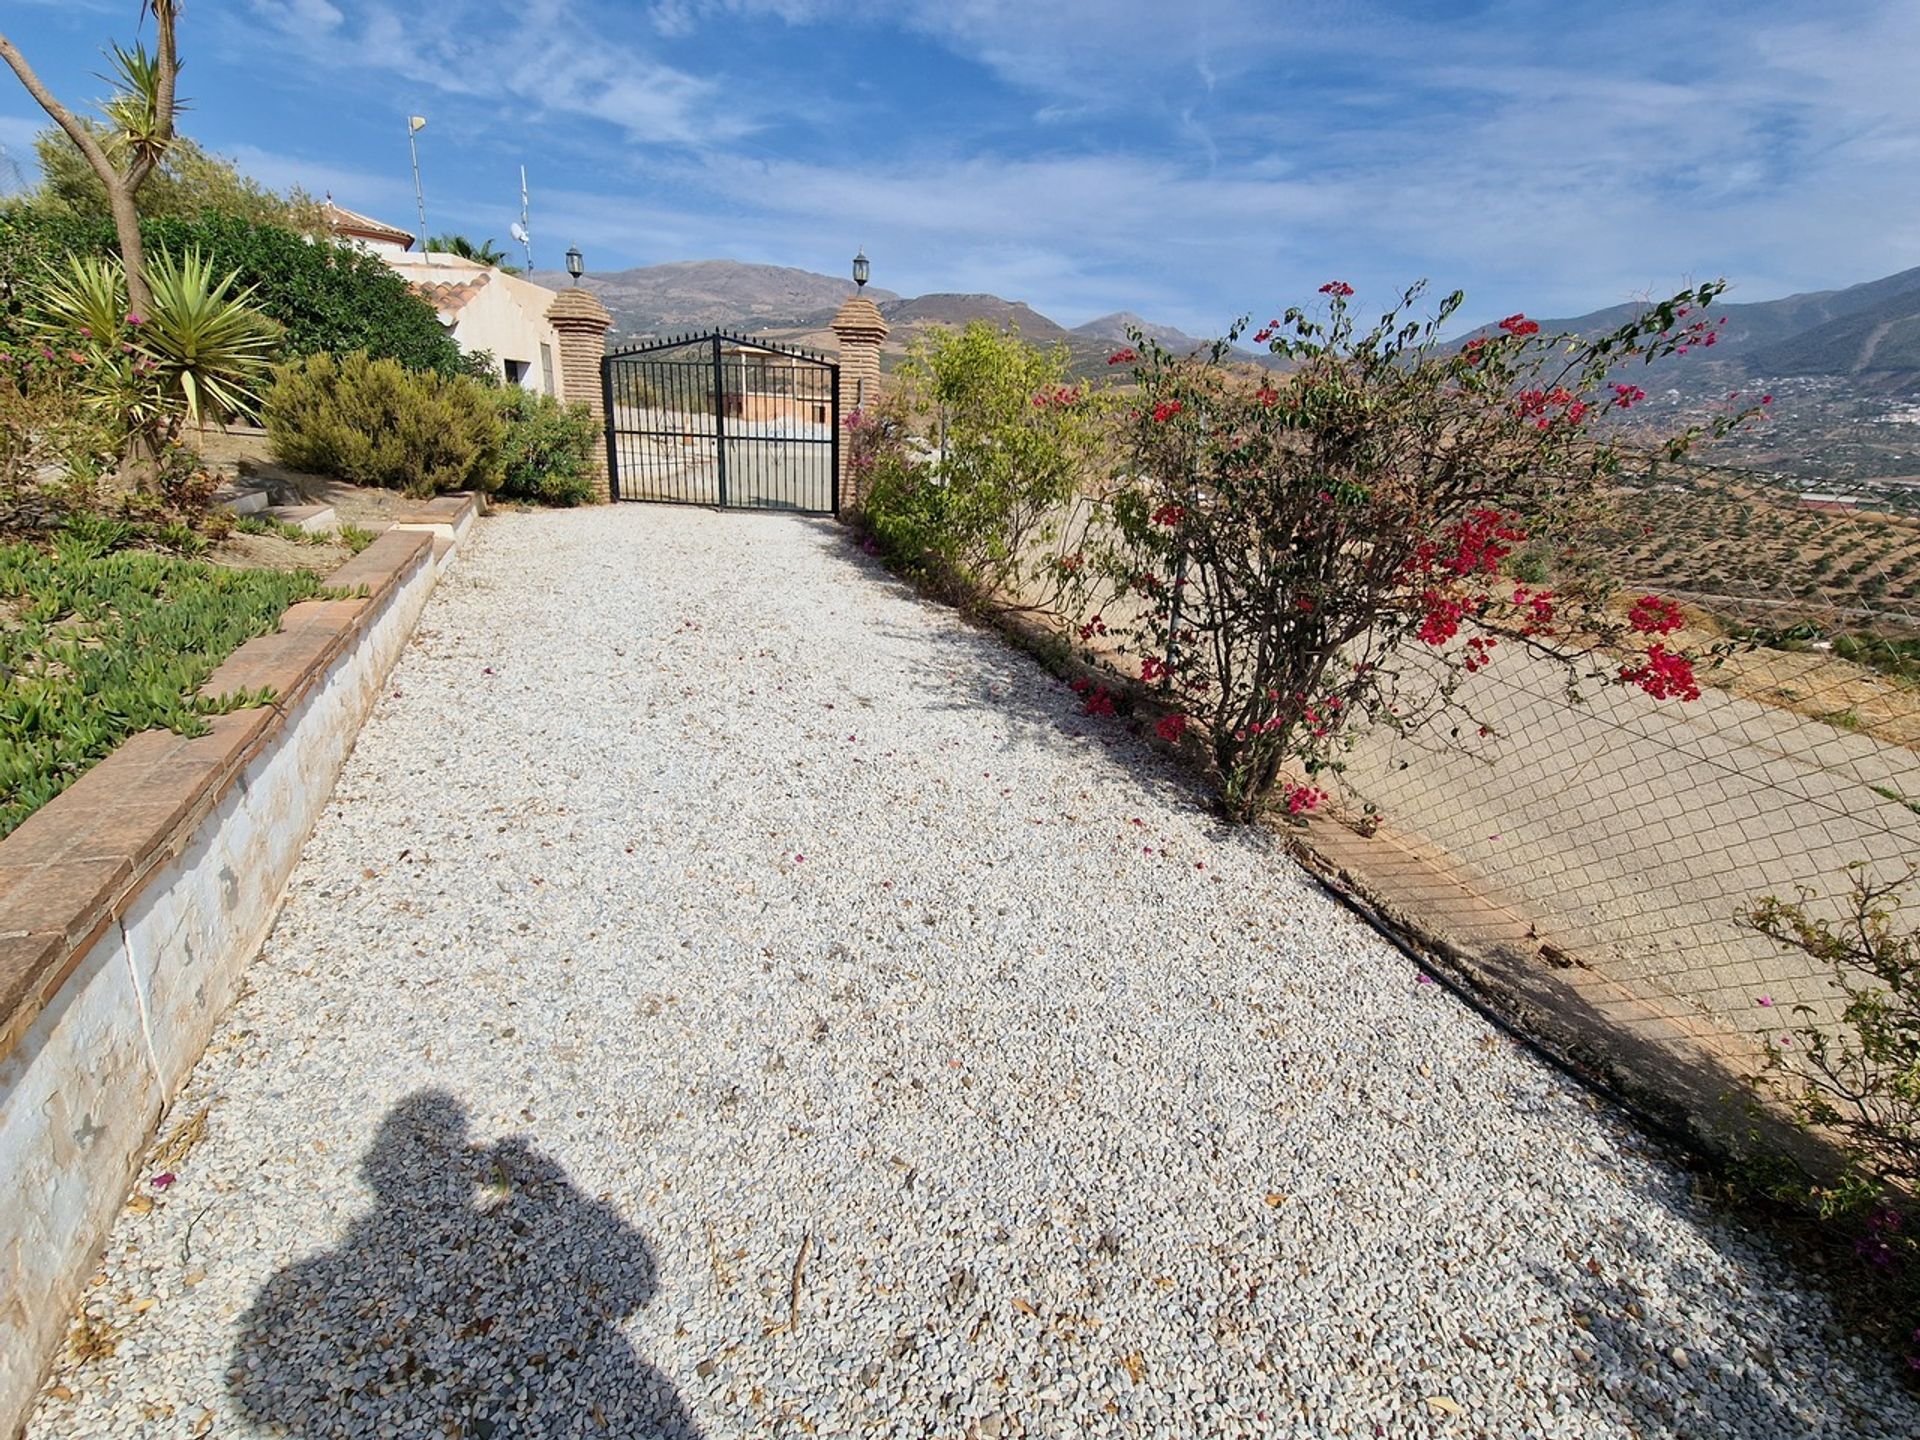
[414,272,492,316]
[321,200,415,247]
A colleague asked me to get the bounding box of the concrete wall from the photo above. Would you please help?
[0,502,474,1436]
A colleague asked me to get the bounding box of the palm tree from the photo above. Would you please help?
[425,233,521,275]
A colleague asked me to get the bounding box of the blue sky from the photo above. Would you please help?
[2,0,1917,333]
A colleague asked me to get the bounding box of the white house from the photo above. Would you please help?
[322,202,571,399]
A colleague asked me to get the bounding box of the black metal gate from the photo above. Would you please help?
[601,332,840,513]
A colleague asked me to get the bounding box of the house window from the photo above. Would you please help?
[539,343,555,396]
[503,358,531,389]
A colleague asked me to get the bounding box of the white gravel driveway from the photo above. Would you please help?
[28,507,1918,1439]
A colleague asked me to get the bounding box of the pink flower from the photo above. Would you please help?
[125,312,144,326]
[1416,974,1435,986]
[151,1172,176,1189]
[1319,280,1355,298]
[1757,995,1774,1007]
[1106,347,1137,365]
[1154,713,1188,743]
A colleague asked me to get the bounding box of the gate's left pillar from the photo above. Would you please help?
[547,288,615,502]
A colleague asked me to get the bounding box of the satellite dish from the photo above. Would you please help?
[509,222,529,244]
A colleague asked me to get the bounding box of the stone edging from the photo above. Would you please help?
[0,494,478,1437]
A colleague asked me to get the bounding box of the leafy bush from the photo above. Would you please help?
[1749,867,1920,1195]
[493,389,600,506]
[29,123,323,231]
[0,206,460,375]
[263,351,503,497]
[0,533,320,837]
[1747,867,1920,1370]
[862,322,1107,598]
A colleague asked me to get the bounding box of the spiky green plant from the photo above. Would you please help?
[29,245,279,467]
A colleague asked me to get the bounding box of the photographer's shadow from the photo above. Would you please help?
[230,1090,700,1438]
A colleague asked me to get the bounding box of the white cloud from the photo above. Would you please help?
[250,0,749,148]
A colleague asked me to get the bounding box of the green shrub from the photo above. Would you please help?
[1747,867,1920,1363]
[494,389,601,506]
[0,535,320,837]
[862,324,1106,598]
[263,351,503,497]
[0,206,460,375]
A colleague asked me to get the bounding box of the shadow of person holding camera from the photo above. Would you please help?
[231,1090,700,1438]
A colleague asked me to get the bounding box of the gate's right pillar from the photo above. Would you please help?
[547,287,615,502]
[829,294,889,516]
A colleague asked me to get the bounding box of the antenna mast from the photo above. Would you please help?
[516,165,534,273]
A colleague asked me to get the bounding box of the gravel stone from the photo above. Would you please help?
[23,506,1920,1439]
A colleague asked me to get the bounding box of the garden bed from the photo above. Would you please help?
[1,539,323,839]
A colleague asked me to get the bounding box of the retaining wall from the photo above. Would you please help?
[0,495,476,1435]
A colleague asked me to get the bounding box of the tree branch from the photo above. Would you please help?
[0,32,122,183]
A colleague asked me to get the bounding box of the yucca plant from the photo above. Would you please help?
[139,247,280,424]
[30,245,279,470]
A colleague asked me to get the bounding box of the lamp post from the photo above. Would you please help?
[852,248,869,290]
[565,245,584,286]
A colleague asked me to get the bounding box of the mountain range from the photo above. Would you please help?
[533,259,1920,386]
[529,260,1220,370]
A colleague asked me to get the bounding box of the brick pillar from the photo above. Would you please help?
[830,294,889,515]
[546,287,614,502]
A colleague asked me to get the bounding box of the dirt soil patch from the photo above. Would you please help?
[198,426,423,573]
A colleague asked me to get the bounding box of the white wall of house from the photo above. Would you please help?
[387,256,569,399]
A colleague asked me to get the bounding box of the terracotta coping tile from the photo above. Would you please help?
[0,928,72,1060]
[391,492,478,526]
[324,528,433,601]
[0,856,134,952]
[200,600,363,705]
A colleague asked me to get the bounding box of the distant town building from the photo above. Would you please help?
[1797,493,1863,513]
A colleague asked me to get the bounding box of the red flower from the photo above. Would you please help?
[1155,713,1189,743]
[1611,383,1646,409]
[1082,686,1117,718]
[1151,400,1184,423]
[1255,384,1279,407]
[1497,313,1540,337]
[1150,503,1186,528]
[1318,281,1355,298]
[1107,347,1138,365]
[1140,655,1169,684]
[1281,783,1326,815]
[1620,645,1700,701]
[1627,594,1685,635]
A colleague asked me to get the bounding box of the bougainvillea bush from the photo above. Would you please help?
[1081,281,1762,821]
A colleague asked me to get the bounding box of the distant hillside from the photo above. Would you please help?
[1071,311,1214,354]
[1755,301,1920,376]
[877,292,1070,342]
[528,259,900,338]
[1488,266,1920,378]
